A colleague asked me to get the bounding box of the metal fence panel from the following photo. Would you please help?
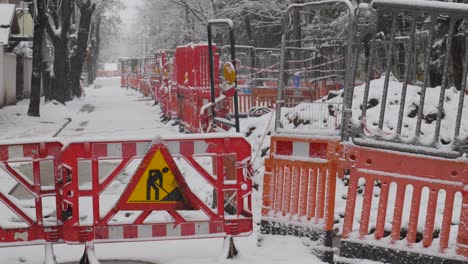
[348,0,468,158]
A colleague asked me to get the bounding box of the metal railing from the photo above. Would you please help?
[348,0,468,158]
[274,0,355,136]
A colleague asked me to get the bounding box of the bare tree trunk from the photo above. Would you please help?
[28,0,47,117]
[291,0,302,48]
[87,19,95,85]
[243,13,255,46]
[45,0,74,103]
[92,24,101,83]
[71,0,96,97]
[52,41,70,102]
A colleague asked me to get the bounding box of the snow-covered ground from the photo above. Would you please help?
[0,77,325,264]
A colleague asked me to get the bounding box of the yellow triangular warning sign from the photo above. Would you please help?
[127,150,181,203]
[116,142,192,211]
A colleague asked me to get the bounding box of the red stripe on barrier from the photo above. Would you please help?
[123,226,138,239]
[180,141,194,156]
[153,224,167,237]
[0,146,8,160]
[93,144,107,158]
[181,223,195,236]
[23,145,38,158]
[122,143,137,157]
[95,227,109,240]
[276,141,293,156]
[210,221,223,234]
[310,142,327,158]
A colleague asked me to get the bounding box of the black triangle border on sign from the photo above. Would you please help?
[116,141,195,211]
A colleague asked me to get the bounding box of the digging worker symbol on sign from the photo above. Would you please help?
[146,167,170,200]
[126,149,183,204]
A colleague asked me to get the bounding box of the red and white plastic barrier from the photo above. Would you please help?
[0,141,63,246]
[0,135,253,263]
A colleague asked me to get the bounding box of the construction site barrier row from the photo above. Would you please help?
[120,46,343,128]
[259,0,468,263]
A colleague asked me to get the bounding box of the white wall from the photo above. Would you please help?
[0,47,4,107]
[4,52,16,105]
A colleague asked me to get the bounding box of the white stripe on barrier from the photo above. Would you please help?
[167,224,181,236]
[138,225,152,239]
[194,141,208,154]
[195,222,210,234]
[109,226,124,240]
[107,143,122,157]
[166,142,180,155]
[293,142,309,157]
[136,142,151,156]
[8,145,24,159]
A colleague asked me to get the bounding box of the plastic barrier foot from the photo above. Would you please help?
[222,236,239,259]
[79,242,100,264]
[44,242,57,264]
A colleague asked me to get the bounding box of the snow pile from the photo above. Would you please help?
[280,101,342,133]
[281,75,468,148]
[12,41,33,57]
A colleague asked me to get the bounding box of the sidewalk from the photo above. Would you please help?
[0,77,178,143]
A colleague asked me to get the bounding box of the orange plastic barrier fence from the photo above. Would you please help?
[130,74,140,89]
[232,93,253,115]
[261,135,341,261]
[339,144,468,262]
[138,77,151,97]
